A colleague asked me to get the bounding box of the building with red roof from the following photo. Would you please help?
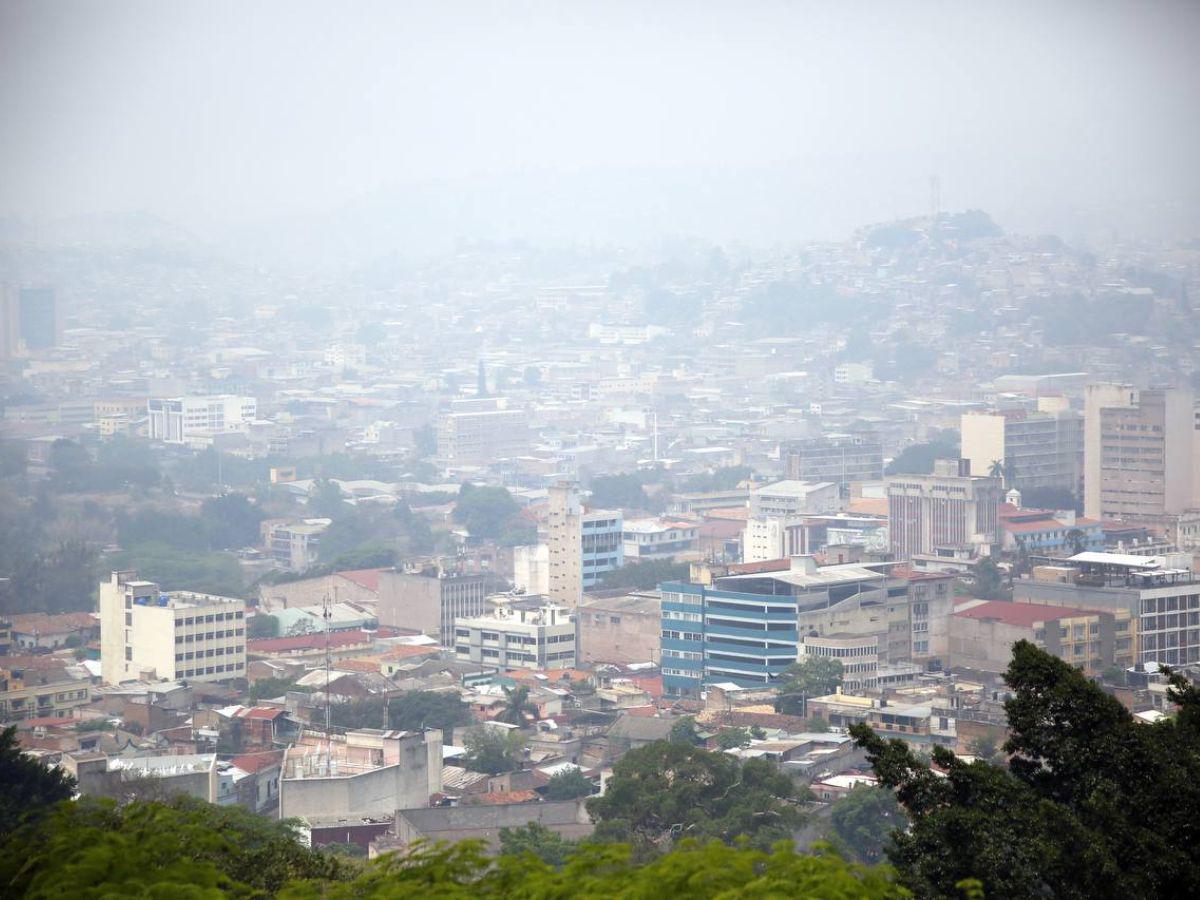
[950,599,1132,676]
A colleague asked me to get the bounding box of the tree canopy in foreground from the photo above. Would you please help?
[851,639,1200,899]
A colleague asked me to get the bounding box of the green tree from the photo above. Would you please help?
[499,821,578,867]
[987,459,1004,480]
[452,483,521,540]
[775,656,844,716]
[1065,528,1088,556]
[104,543,246,598]
[495,685,538,726]
[248,613,281,639]
[0,725,77,834]
[885,435,960,476]
[543,767,595,800]
[595,558,690,591]
[200,492,265,549]
[463,726,524,775]
[807,716,830,733]
[669,715,703,746]
[851,640,1200,898]
[249,676,308,703]
[971,556,1009,600]
[587,472,655,511]
[0,796,349,897]
[586,742,804,858]
[829,785,905,865]
[308,478,349,519]
[715,726,753,750]
[387,691,472,742]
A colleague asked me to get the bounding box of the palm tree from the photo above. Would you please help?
[1066,528,1087,556]
[988,459,1005,480]
[496,685,538,726]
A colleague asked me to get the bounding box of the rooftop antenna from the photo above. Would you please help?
[322,581,333,745]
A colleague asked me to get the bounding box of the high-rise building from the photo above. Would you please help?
[961,402,1083,493]
[547,482,583,607]
[1083,384,1196,523]
[147,395,257,444]
[17,287,58,350]
[99,571,247,685]
[785,436,884,492]
[435,398,529,466]
[887,459,1002,562]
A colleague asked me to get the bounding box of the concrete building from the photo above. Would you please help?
[0,666,92,721]
[65,752,219,803]
[279,728,442,820]
[391,799,592,853]
[785,435,884,493]
[265,519,330,571]
[435,398,529,466]
[99,571,247,685]
[961,403,1084,493]
[578,592,661,665]
[950,599,1130,676]
[1083,384,1196,523]
[661,556,902,696]
[749,480,839,519]
[377,566,504,646]
[622,518,699,560]
[799,634,880,691]
[581,508,624,589]
[454,599,577,670]
[0,285,58,356]
[147,395,257,444]
[1014,552,1198,667]
[887,460,1002,562]
[547,483,583,606]
[512,544,550,595]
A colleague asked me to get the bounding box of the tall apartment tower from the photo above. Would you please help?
[547,482,583,607]
[887,459,1002,562]
[961,401,1084,494]
[1084,384,1196,523]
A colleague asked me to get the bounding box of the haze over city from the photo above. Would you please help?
[1,3,1199,898]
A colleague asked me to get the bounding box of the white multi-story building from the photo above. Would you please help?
[547,482,583,606]
[147,395,256,444]
[622,518,699,560]
[799,634,880,692]
[887,460,1002,562]
[454,599,577,670]
[99,571,247,685]
[961,401,1084,493]
[435,398,529,466]
[749,481,839,518]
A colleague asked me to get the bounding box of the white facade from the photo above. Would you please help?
[454,601,577,670]
[147,395,256,444]
[513,543,551,595]
[749,481,839,518]
[622,518,699,559]
[800,634,880,691]
[100,571,247,685]
[547,482,583,607]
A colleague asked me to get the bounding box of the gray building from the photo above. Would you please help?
[377,567,504,646]
[785,435,884,493]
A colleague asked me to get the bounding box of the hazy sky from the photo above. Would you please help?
[2,0,1198,254]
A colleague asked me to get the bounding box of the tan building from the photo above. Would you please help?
[547,482,583,607]
[435,398,529,466]
[887,459,1002,562]
[1084,384,1196,523]
[0,665,92,721]
[99,571,247,685]
[961,402,1083,493]
[578,592,661,665]
[377,566,503,646]
[950,599,1131,676]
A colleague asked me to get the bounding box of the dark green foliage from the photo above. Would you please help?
[248,613,281,639]
[885,435,960,475]
[0,440,26,478]
[775,656,844,715]
[0,511,99,614]
[281,837,906,898]
[104,542,246,598]
[829,785,905,864]
[679,465,754,492]
[971,556,1009,600]
[452,482,522,540]
[669,715,704,746]
[586,471,657,512]
[1019,486,1081,513]
[499,822,578,867]
[463,726,524,775]
[595,558,690,591]
[308,478,350,519]
[315,501,432,564]
[714,727,753,750]
[495,685,538,726]
[852,640,1200,898]
[248,675,307,703]
[48,437,162,493]
[586,741,804,857]
[0,725,76,835]
[200,492,265,549]
[543,767,596,800]
[387,691,473,741]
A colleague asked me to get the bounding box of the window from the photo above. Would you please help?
[125,613,133,626]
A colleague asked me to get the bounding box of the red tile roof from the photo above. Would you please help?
[725,558,791,574]
[954,600,1095,627]
[18,716,77,729]
[228,750,285,773]
[337,568,385,593]
[248,629,377,653]
[237,707,285,720]
[8,612,99,634]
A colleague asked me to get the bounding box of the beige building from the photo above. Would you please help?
[454,599,577,670]
[99,571,247,685]
[547,482,583,607]
[280,729,442,820]
[799,633,880,691]
[887,460,1002,562]
[0,666,92,721]
[1084,384,1196,523]
[377,566,503,646]
[578,592,661,665]
[961,402,1083,493]
[435,398,529,466]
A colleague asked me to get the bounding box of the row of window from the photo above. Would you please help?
[176,611,244,627]
[662,649,702,661]
[175,629,244,644]
[175,646,243,661]
[1141,595,1200,615]
[178,663,242,677]
[1140,613,1200,632]
[662,629,702,642]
